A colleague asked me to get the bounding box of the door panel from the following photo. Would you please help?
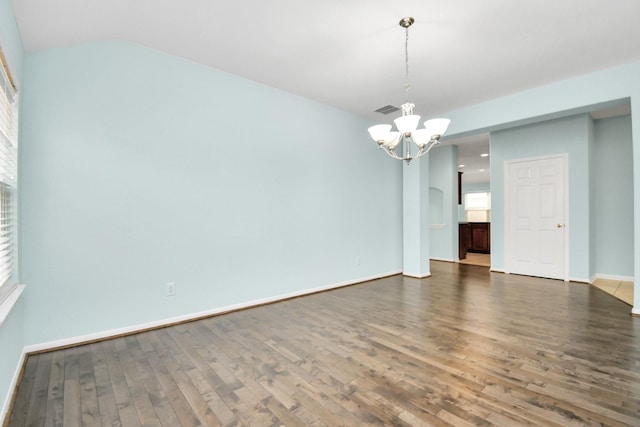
[506,156,566,280]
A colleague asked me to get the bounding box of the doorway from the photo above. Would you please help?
[505,155,568,280]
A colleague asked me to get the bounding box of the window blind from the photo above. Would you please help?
[0,47,17,306]
[465,192,491,210]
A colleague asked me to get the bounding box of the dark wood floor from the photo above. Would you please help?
[6,261,640,426]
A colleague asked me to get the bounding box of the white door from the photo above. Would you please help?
[505,155,567,280]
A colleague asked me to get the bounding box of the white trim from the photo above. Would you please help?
[23,271,401,354]
[430,257,456,263]
[504,154,569,281]
[0,36,20,89]
[0,348,26,424]
[0,284,25,327]
[402,272,431,278]
[429,224,446,229]
[490,268,506,273]
[568,276,590,284]
[631,307,640,316]
[591,273,634,283]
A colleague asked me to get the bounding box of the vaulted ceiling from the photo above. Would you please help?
[11,0,640,183]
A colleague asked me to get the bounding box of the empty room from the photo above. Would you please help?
[1,0,640,425]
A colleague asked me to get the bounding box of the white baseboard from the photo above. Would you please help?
[402,272,431,278]
[568,277,590,284]
[23,270,402,354]
[430,257,455,263]
[632,307,640,316]
[1,349,26,425]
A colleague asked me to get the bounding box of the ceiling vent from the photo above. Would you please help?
[374,104,400,115]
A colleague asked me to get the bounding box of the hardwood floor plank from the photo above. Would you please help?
[185,367,239,427]
[62,348,82,427]
[154,329,226,426]
[243,331,373,424]
[132,333,184,427]
[526,381,639,425]
[6,356,39,426]
[44,350,65,427]
[162,327,238,426]
[7,262,640,426]
[142,331,203,427]
[100,340,142,427]
[118,336,163,427]
[24,352,52,427]
[77,345,102,427]
[91,341,122,427]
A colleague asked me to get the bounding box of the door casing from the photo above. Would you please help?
[504,154,569,281]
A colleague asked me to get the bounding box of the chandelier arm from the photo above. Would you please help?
[413,148,428,161]
[426,142,437,153]
[425,139,441,153]
[414,140,441,160]
[401,138,435,162]
[380,146,405,161]
[377,137,441,163]
[380,135,428,164]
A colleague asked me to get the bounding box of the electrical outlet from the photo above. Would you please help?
[166,282,176,297]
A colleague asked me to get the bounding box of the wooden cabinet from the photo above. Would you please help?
[459,223,469,260]
[468,222,490,254]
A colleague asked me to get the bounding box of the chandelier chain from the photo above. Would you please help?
[404,25,410,102]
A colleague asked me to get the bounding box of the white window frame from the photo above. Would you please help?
[465,191,491,222]
[0,45,22,326]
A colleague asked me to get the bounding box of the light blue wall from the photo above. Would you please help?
[20,41,403,345]
[402,157,430,276]
[0,0,24,419]
[490,115,592,281]
[442,65,638,139]
[428,145,458,261]
[440,60,640,311]
[588,116,596,279]
[594,115,633,277]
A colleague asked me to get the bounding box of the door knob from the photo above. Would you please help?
[557,224,563,228]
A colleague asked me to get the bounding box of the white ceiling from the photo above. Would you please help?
[11,0,640,184]
[441,133,491,185]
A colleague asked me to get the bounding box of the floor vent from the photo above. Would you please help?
[374,104,400,115]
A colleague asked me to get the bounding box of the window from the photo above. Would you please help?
[465,192,490,222]
[0,47,18,308]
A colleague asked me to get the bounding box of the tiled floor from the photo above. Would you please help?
[459,253,490,267]
[592,278,634,306]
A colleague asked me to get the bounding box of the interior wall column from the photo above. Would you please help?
[402,158,430,277]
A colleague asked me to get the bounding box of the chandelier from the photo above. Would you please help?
[368,17,451,164]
